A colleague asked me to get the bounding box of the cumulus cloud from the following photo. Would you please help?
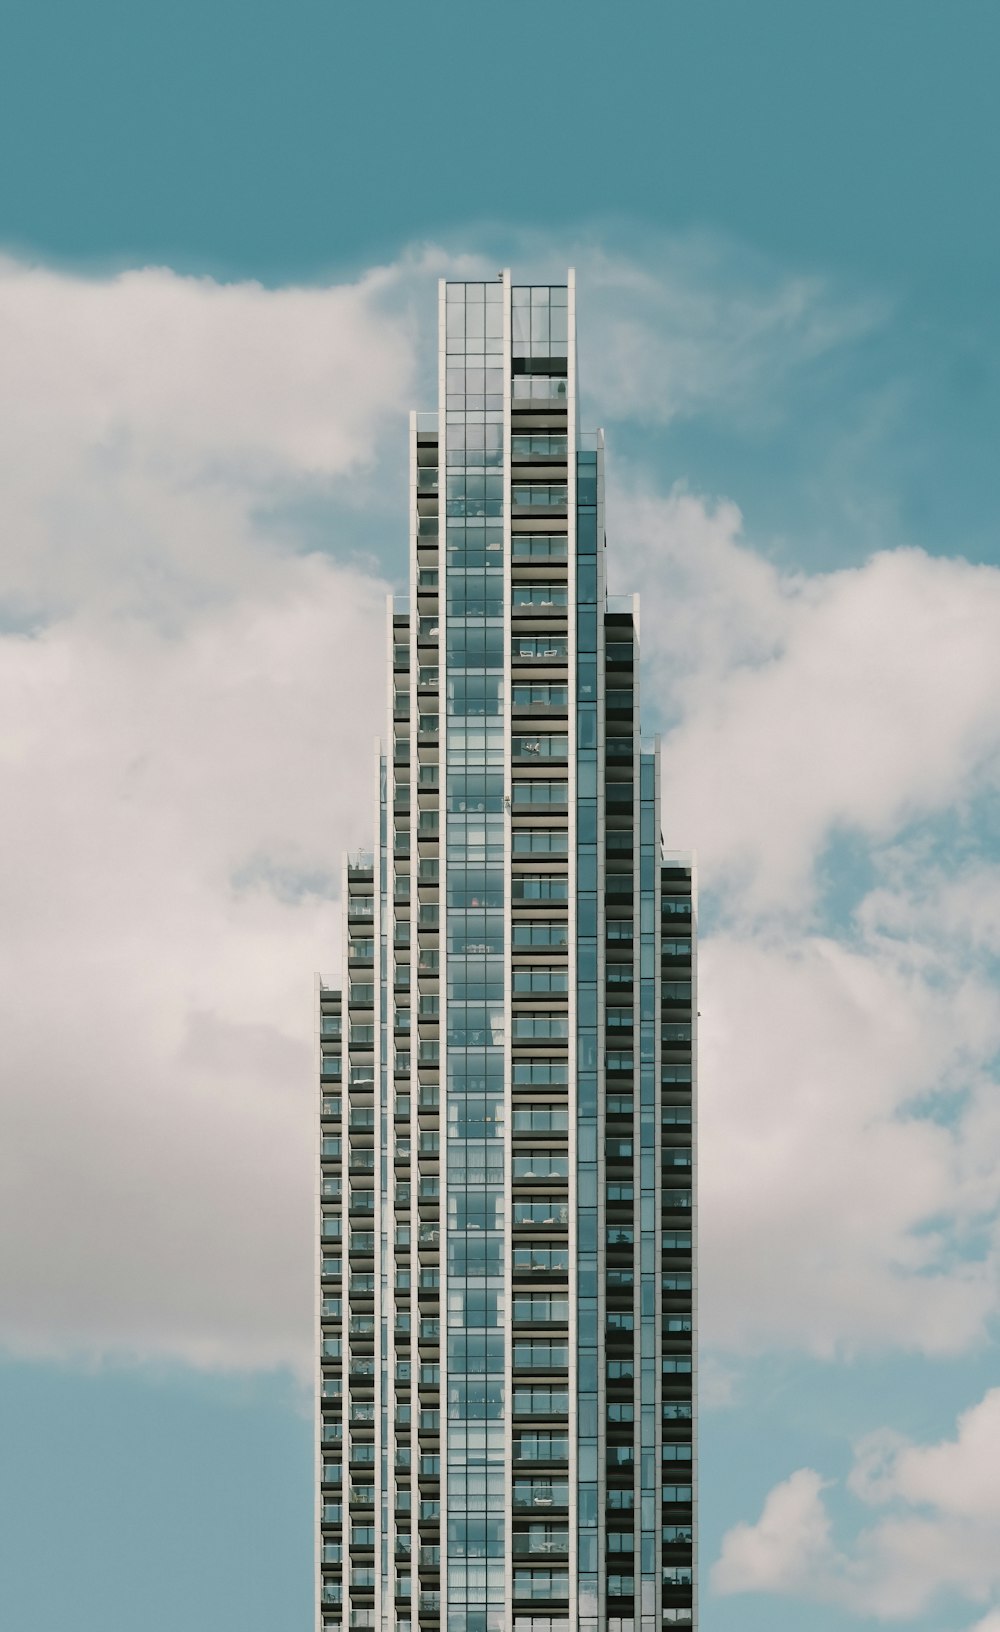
[0,559,388,1373]
[714,1389,1000,1620]
[4,233,1000,1387]
[0,254,418,623]
[0,255,408,1373]
[616,485,1000,917]
[850,1389,1000,1522]
[601,483,1000,1358]
[713,1469,840,1595]
[697,931,1000,1358]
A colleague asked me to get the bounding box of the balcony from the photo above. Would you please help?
[511,1569,570,1602]
[512,1479,569,1511]
[511,584,569,613]
[513,1532,570,1559]
[511,376,568,405]
[512,636,569,663]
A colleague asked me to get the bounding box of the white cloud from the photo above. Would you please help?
[697,929,1000,1358]
[0,253,416,621]
[0,255,411,1373]
[0,561,386,1373]
[713,1468,840,1595]
[600,482,1000,1358]
[616,485,1000,917]
[574,231,882,429]
[850,1389,1000,1522]
[3,235,1000,1387]
[714,1389,1000,1620]
[860,851,1000,965]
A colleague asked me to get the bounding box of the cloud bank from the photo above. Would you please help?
[2,238,1000,1403]
[0,255,407,1371]
[714,1387,1000,1620]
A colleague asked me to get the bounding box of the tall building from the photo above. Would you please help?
[316,272,696,1632]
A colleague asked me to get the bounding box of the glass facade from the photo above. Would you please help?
[317,272,697,1632]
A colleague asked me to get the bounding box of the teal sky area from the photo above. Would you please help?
[4,0,999,566]
[3,0,997,298]
[2,5,999,1632]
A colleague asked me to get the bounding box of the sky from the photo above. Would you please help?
[2,2,1000,1628]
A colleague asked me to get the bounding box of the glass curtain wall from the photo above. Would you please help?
[442,279,507,1632]
[317,271,697,1632]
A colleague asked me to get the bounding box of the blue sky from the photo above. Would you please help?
[2,4,1000,1630]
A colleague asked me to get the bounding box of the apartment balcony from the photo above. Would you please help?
[511,584,569,613]
[605,638,635,671]
[510,375,568,406]
[512,1476,569,1513]
[510,534,568,565]
[512,1531,569,1559]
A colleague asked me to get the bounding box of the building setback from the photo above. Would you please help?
[316,272,697,1632]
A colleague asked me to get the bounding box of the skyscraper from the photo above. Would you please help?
[316,272,696,1632]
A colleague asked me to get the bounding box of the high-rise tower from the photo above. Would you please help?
[316,273,696,1632]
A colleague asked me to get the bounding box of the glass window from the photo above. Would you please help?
[662,1105,692,1125]
[512,874,569,902]
[512,1013,570,1040]
[606,920,633,943]
[512,966,569,994]
[511,533,569,560]
[512,922,569,950]
[513,1387,570,1416]
[607,1360,633,1382]
[511,376,569,403]
[512,1569,570,1598]
[515,1432,570,1462]
[512,1060,569,1085]
[512,1244,570,1271]
[512,1152,570,1180]
[512,682,569,709]
[606,1529,634,1551]
[512,780,568,809]
[511,435,568,459]
[513,734,569,761]
[606,1311,634,1333]
[512,1198,569,1228]
[512,1479,570,1510]
[511,582,569,608]
[512,829,568,854]
[514,636,569,661]
[513,1342,569,1371]
[607,1402,634,1423]
[512,484,568,509]
[606,1574,635,1598]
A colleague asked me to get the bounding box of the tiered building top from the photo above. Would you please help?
[316,273,696,1632]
